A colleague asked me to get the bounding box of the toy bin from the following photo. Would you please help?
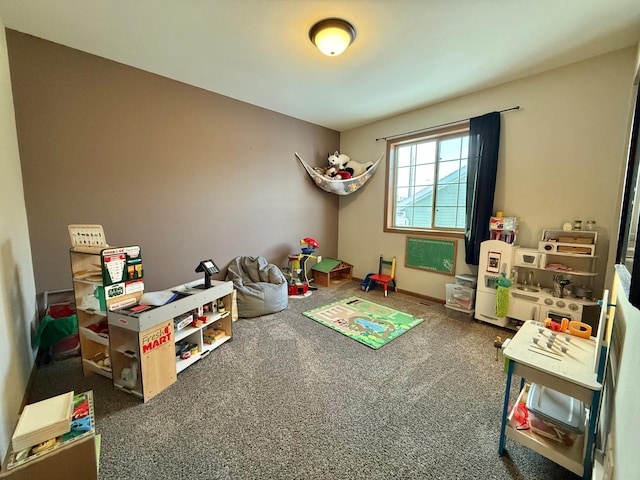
[526,383,585,447]
[454,274,477,289]
[445,284,476,311]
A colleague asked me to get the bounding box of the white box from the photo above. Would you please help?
[514,248,542,267]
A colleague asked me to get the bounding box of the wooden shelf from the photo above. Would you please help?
[506,384,586,476]
[82,359,112,378]
[70,245,143,378]
[108,280,234,401]
[79,326,109,346]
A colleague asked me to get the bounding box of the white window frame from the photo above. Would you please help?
[384,123,470,235]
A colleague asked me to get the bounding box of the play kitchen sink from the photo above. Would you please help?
[517,286,540,292]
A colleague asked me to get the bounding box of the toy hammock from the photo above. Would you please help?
[295,152,384,195]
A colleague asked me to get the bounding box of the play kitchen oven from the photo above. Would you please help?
[510,287,591,325]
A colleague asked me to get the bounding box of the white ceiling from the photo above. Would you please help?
[1,0,639,131]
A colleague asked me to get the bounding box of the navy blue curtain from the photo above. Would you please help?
[465,112,501,265]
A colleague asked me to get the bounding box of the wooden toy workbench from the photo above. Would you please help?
[498,319,604,479]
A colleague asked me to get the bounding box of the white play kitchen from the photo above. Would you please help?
[475,222,600,330]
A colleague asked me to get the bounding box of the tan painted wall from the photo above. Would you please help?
[7,31,340,293]
[0,25,37,463]
[339,48,638,301]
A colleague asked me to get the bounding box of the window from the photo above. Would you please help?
[616,80,640,307]
[385,124,470,233]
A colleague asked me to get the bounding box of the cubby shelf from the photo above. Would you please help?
[107,279,234,402]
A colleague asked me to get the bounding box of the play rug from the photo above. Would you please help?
[303,296,423,349]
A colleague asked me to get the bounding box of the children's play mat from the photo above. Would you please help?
[303,297,423,349]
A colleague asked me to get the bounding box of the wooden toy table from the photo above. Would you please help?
[498,320,603,479]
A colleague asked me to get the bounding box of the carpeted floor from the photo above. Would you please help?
[27,281,579,479]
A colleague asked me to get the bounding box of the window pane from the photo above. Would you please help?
[460,159,468,182]
[414,164,435,186]
[435,183,459,207]
[461,136,469,160]
[412,207,432,228]
[438,160,460,184]
[416,141,436,165]
[396,187,410,202]
[457,184,466,205]
[439,137,462,160]
[397,145,413,168]
[456,207,466,228]
[434,206,458,228]
[396,166,412,188]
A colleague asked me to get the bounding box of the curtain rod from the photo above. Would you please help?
[375,106,520,142]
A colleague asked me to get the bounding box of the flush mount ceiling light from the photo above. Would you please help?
[309,18,356,56]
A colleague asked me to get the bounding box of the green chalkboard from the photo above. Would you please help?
[405,236,457,275]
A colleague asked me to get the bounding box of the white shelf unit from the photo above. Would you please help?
[174,310,232,373]
[107,279,233,402]
[506,229,599,326]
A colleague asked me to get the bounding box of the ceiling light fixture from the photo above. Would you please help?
[309,18,356,57]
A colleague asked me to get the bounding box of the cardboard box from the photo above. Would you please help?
[1,434,98,480]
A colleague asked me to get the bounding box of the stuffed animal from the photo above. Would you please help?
[328,151,350,170]
[328,151,373,178]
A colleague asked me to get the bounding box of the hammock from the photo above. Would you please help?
[295,152,384,195]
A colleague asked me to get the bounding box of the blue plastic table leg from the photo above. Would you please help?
[498,358,514,455]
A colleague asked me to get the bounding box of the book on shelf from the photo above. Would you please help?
[7,391,96,470]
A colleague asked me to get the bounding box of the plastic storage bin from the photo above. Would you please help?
[445,284,476,311]
[454,274,477,289]
[526,383,585,446]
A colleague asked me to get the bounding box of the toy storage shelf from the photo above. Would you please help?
[499,320,602,478]
[70,246,143,379]
[107,279,234,402]
[505,384,586,476]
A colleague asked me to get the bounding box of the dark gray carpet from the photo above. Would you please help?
[28,281,578,479]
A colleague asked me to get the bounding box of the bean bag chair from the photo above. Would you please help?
[225,256,288,318]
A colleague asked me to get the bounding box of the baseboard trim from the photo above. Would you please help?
[350,277,444,305]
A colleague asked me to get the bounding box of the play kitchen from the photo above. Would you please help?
[475,227,600,330]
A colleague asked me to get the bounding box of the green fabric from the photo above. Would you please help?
[495,286,510,318]
[32,314,78,348]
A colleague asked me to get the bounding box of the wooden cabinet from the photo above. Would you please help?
[107,279,233,402]
[69,245,144,378]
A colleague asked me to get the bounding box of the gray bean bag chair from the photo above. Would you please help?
[225,256,288,318]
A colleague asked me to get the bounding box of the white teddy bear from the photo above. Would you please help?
[327,151,373,178]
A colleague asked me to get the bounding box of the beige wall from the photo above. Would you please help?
[7,31,340,293]
[339,47,638,300]
[0,24,38,463]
